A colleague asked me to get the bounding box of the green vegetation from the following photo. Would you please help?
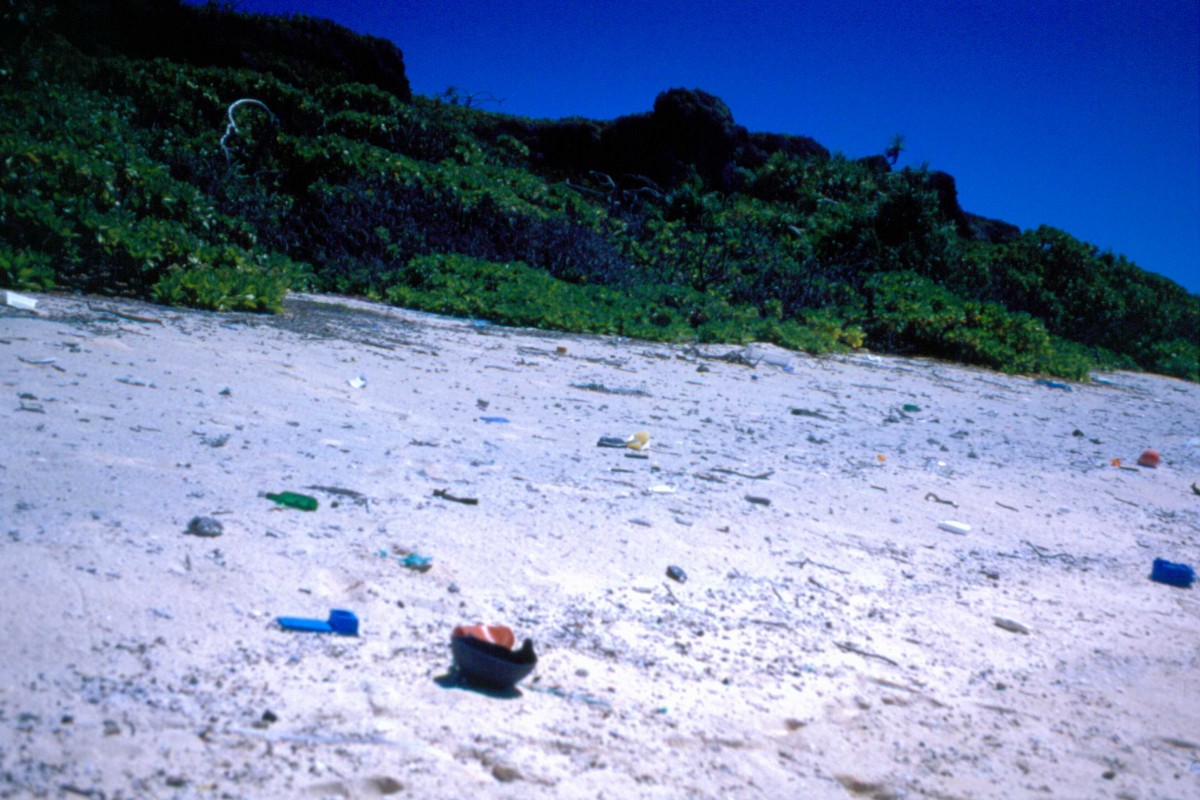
[2,0,1196,381]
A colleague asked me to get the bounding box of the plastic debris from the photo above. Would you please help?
[277,609,359,636]
[938,520,972,535]
[185,516,224,537]
[479,416,509,423]
[432,488,478,505]
[666,565,688,583]
[3,290,38,311]
[597,431,651,450]
[264,491,318,511]
[450,624,537,690]
[1034,378,1072,391]
[1137,449,1161,468]
[400,553,433,572]
[1150,558,1195,588]
[744,495,771,506]
[347,376,367,389]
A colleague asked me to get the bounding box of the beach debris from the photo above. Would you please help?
[450,624,537,691]
[666,565,688,583]
[306,484,368,506]
[1150,558,1195,589]
[479,416,509,424]
[902,404,921,412]
[264,491,318,511]
[925,492,958,507]
[3,290,38,312]
[185,516,224,538]
[597,431,650,450]
[993,616,1031,634]
[400,553,433,572]
[572,381,651,397]
[199,432,230,448]
[347,375,367,389]
[277,609,359,636]
[835,641,900,667]
[790,407,833,421]
[713,467,774,480]
[432,488,479,505]
[938,520,972,535]
[17,355,65,372]
[86,301,163,324]
[1034,378,1072,391]
[17,393,44,413]
[1137,449,1161,468]
[744,495,772,506]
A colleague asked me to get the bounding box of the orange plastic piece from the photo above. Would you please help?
[1137,449,1160,468]
[452,624,516,649]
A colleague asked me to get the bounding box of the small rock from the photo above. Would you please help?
[666,565,688,584]
[993,616,1030,634]
[185,516,223,537]
[492,764,522,783]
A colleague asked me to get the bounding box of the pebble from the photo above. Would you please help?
[185,516,223,537]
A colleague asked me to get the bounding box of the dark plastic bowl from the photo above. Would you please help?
[451,635,537,690]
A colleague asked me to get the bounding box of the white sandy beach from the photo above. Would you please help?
[2,291,1198,799]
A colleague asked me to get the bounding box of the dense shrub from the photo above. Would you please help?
[1,4,1195,381]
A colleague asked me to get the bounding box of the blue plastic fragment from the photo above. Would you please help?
[1034,378,1072,392]
[277,609,359,635]
[1150,558,1196,589]
[479,416,509,424]
[400,553,433,572]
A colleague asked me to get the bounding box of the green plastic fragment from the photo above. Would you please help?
[265,491,318,511]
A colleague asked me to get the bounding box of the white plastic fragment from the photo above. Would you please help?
[4,290,38,311]
[938,520,972,535]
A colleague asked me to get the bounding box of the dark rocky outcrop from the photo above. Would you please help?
[965,213,1022,244]
[50,0,411,100]
[745,131,830,166]
[927,170,971,236]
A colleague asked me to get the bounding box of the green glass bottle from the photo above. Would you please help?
[265,491,318,511]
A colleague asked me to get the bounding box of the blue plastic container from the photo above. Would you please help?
[1150,559,1196,589]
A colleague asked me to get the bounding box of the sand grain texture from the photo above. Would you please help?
[2,293,1198,799]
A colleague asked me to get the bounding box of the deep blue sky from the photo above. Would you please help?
[213,0,1199,294]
